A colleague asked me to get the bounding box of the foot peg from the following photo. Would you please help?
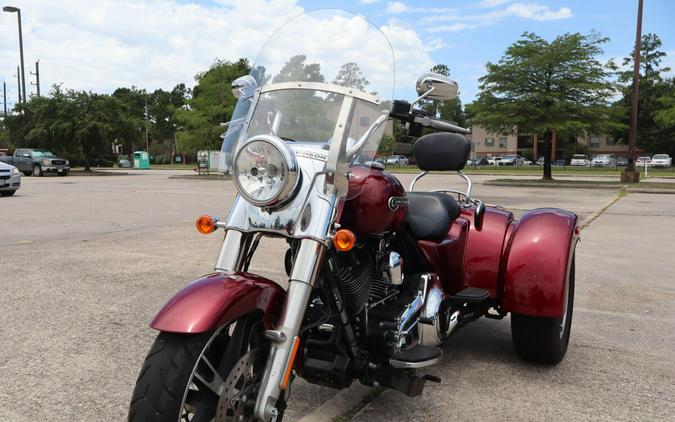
[389,345,442,369]
[449,287,490,304]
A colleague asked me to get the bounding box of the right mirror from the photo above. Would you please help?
[415,73,459,101]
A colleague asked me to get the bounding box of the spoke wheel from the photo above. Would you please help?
[216,348,266,422]
[128,313,267,422]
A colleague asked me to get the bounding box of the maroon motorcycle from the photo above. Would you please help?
[129,10,578,422]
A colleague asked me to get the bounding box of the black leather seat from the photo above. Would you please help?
[406,192,461,240]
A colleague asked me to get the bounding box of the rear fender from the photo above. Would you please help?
[502,208,579,318]
[150,272,284,333]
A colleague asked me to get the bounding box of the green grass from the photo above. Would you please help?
[487,178,675,190]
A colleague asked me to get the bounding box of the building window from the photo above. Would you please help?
[606,136,618,145]
[499,137,507,148]
[590,135,601,147]
[485,138,494,147]
[360,116,370,127]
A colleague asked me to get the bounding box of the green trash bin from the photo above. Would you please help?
[133,151,150,169]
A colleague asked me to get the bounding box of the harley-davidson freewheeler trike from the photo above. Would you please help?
[129,10,578,422]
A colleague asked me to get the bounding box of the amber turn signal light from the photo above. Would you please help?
[196,215,217,234]
[333,229,356,252]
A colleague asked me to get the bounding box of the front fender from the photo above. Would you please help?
[502,208,578,318]
[150,272,285,333]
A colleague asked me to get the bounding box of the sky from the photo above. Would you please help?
[1,0,674,110]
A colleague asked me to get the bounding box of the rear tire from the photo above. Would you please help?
[128,313,267,422]
[511,255,575,364]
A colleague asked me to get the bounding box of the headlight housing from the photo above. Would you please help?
[42,159,50,166]
[233,135,300,208]
[12,167,19,176]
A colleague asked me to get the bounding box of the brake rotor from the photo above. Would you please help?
[215,348,266,422]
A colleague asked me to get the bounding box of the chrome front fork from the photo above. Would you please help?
[214,230,326,421]
[254,239,325,420]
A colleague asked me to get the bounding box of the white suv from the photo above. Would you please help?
[570,154,589,166]
[591,155,615,167]
[650,154,672,168]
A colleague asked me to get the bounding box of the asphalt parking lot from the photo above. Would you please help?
[0,170,673,421]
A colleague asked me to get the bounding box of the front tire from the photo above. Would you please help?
[1,190,16,197]
[32,165,43,177]
[128,313,267,422]
[511,255,575,364]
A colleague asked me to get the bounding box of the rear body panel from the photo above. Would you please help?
[418,202,577,318]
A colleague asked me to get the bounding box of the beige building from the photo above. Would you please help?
[470,125,636,160]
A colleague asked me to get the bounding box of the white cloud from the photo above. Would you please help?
[427,23,477,33]
[477,0,513,7]
[385,1,457,14]
[505,3,573,20]
[386,1,409,14]
[0,1,435,102]
[424,2,573,31]
[358,0,381,4]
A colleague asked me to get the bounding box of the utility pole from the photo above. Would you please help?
[16,66,21,104]
[3,82,7,116]
[3,6,26,103]
[623,0,644,183]
[30,59,40,97]
[145,94,149,151]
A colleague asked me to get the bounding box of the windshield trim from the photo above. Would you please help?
[259,81,382,105]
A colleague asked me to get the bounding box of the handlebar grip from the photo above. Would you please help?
[413,116,471,134]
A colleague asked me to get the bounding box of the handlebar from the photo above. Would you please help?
[412,116,471,134]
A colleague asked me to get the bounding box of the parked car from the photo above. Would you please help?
[475,157,489,165]
[650,154,672,168]
[616,157,628,167]
[499,155,525,166]
[118,158,132,168]
[487,156,502,165]
[0,148,70,176]
[385,155,409,166]
[570,154,589,166]
[0,161,21,196]
[636,156,652,167]
[553,159,566,166]
[536,157,545,166]
[591,154,616,167]
[521,158,533,166]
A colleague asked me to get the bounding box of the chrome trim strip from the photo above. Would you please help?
[259,81,381,104]
[389,353,442,369]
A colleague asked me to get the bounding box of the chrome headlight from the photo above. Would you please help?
[42,159,50,166]
[12,167,20,176]
[233,135,300,208]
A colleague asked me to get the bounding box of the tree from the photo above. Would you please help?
[273,55,325,83]
[176,59,250,152]
[333,62,369,91]
[472,32,616,179]
[613,33,674,155]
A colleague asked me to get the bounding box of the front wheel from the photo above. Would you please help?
[128,313,269,422]
[511,255,575,364]
[32,165,43,177]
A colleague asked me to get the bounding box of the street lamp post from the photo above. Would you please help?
[3,5,27,103]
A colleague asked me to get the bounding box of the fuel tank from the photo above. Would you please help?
[340,166,407,235]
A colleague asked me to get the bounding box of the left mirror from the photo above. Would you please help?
[416,73,459,101]
[231,75,257,99]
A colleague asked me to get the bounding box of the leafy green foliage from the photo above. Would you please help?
[471,32,617,179]
[612,33,675,156]
[176,59,250,152]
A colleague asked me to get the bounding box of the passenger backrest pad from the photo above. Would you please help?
[414,132,471,171]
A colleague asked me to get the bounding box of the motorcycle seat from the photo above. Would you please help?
[405,192,460,240]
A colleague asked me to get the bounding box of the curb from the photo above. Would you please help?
[297,384,379,422]
[168,174,231,180]
[483,180,624,189]
[625,188,675,194]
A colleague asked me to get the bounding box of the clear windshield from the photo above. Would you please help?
[220,10,395,174]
